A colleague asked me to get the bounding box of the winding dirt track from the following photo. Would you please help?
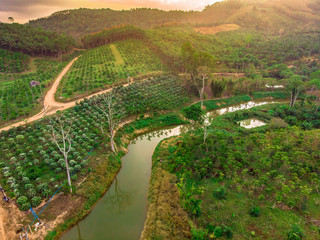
[0,57,129,132]
[0,206,6,240]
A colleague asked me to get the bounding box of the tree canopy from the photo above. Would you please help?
[0,23,75,56]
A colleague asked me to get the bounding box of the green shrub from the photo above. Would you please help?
[249,206,261,217]
[287,224,304,240]
[214,226,223,237]
[269,117,288,129]
[213,187,227,200]
[31,196,42,207]
[182,105,204,122]
[190,223,208,240]
[17,196,28,205]
[17,196,30,211]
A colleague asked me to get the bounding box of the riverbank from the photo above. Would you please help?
[43,112,186,240]
[0,93,291,240]
[142,102,320,239]
[44,94,293,239]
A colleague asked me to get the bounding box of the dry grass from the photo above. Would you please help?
[194,24,240,35]
[141,163,191,240]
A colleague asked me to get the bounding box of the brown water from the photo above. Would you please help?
[60,127,181,240]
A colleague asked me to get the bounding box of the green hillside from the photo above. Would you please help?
[28,8,190,38]
[56,39,162,101]
[0,23,75,57]
[28,0,320,38]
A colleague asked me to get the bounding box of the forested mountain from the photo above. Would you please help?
[0,23,75,56]
[28,8,191,38]
[28,0,320,38]
[198,0,320,33]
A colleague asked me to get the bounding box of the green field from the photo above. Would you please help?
[0,75,189,210]
[0,58,71,123]
[0,49,30,73]
[56,39,163,100]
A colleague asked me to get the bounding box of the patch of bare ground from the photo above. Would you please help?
[0,200,28,240]
[194,24,240,35]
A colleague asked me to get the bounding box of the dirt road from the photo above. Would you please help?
[0,205,6,240]
[0,57,130,132]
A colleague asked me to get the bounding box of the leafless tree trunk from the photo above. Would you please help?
[291,89,300,107]
[290,89,300,108]
[50,116,74,193]
[94,92,123,153]
[191,71,208,109]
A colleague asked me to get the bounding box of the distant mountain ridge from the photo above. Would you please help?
[28,0,320,38]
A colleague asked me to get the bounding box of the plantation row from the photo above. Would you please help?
[0,59,68,122]
[0,75,189,210]
[0,49,30,73]
[57,39,162,100]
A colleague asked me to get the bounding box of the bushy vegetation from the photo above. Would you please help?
[252,91,291,99]
[194,95,252,110]
[57,39,162,100]
[81,25,145,49]
[0,75,189,210]
[0,49,29,73]
[153,103,320,239]
[270,103,320,129]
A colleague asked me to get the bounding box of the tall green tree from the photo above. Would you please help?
[181,42,215,108]
[285,74,305,107]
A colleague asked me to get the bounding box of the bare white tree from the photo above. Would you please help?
[50,116,74,193]
[192,66,211,109]
[94,92,123,153]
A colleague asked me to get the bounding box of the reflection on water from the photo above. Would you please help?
[265,84,284,89]
[76,224,82,240]
[216,101,274,115]
[238,118,266,129]
[61,126,181,240]
[205,101,275,125]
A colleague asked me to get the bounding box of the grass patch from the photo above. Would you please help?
[252,91,291,100]
[110,44,124,65]
[193,95,252,111]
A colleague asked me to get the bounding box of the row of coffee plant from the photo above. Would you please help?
[0,59,69,123]
[57,39,162,100]
[0,75,188,210]
[0,49,30,73]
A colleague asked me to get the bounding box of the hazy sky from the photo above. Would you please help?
[0,0,220,23]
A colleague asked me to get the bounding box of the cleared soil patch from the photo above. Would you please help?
[194,24,240,35]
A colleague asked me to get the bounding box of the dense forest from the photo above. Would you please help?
[28,8,191,38]
[81,25,145,48]
[0,23,75,56]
